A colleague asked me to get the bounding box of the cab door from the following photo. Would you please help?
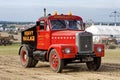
[37,20,50,50]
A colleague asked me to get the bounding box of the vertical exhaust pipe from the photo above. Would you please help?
[44,8,46,17]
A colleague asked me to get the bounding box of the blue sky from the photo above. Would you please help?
[0,0,120,22]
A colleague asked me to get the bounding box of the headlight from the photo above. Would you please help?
[97,47,102,53]
[65,48,71,54]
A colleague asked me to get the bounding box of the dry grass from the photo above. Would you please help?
[103,49,120,64]
[0,45,120,80]
[0,44,20,55]
[0,44,119,57]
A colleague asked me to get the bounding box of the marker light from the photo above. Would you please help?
[53,11,57,15]
[68,11,72,15]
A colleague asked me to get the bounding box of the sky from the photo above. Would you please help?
[0,0,120,22]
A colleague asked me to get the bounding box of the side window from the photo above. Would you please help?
[40,21,45,30]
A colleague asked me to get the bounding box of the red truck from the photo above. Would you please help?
[19,9,104,73]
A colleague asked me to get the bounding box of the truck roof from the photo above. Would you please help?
[38,14,83,21]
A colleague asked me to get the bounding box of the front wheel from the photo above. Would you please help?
[49,49,64,73]
[86,57,101,71]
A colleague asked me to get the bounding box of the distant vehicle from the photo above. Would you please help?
[0,34,17,46]
[7,26,18,35]
[0,27,3,32]
[99,35,118,49]
[118,40,120,48]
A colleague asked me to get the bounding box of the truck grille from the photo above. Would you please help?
[76,32,93,53]
[80,36,92,51]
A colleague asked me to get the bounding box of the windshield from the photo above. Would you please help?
[50,20,83,30]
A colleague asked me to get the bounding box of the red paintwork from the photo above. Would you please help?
[21,50,26,63]
[36,15,83,50]
[48,15,83,20]
[51,31,78,44]
[94,44,105,57]
[50,52,59,69]
[36,14,104,60]
[37,30,50,50]
[38,15,83,21]
[47,44,78,59]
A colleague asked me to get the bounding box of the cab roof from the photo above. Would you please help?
[38,14,83,21]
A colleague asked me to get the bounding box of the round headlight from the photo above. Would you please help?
[97,47,102,53]
[65,48,71,54]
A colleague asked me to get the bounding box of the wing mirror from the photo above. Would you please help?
[36,21,40,26]
[83,23,86,30]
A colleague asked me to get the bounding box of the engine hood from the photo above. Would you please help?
[52,30,82,36]
[51,30,84,44]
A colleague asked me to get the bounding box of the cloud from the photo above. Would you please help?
[1,0,120,9]
[0,0,120,21]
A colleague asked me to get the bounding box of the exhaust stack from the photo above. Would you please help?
[44,8,46,17]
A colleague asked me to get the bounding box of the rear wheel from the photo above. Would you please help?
[49,49,64,73]
[86,57,101,71]
[20,45,38,68]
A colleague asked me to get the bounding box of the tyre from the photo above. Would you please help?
[86,57,101,71]
[30,59,38,67]
[49,49,64,73]
[20,45,38,68]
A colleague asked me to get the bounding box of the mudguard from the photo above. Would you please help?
[18,44,33,57]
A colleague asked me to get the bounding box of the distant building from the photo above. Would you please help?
[2,23,7,31]
[0,24,3,31]
[86,23,120,43]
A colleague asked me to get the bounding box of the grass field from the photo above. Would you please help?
[103,49,120,63]
[0,44,120,61]
[0,44,20,55]
[105,49,120,58]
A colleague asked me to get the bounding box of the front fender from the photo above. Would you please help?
[47,44,77,60]
[18,45,23,55]
[94,44,105,57]
[18,44,33,57]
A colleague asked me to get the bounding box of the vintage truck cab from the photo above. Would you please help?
[19,10,104,73]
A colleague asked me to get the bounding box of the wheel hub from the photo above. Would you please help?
[51,54,58,69]
[22,50,27,63]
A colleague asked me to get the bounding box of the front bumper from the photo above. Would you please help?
[63,51,95,59]
[76,52,96,58]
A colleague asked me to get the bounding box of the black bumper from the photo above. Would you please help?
[76,52,95,57]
